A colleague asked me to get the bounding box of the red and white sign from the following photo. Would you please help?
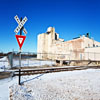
[15,35,26,49]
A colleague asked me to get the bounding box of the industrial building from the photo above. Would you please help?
[37,27,100,61]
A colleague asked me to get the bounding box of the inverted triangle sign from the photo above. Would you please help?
[15,35,26,49]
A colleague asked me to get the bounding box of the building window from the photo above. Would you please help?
[55,33,57,40]
[96,45,98,47]
[93,44,95,47]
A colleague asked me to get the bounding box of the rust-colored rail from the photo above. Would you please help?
[14,66,100,76]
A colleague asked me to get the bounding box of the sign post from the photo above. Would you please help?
[14,15,28,85]
[19,17,22,85]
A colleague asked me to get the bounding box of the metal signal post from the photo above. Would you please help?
[19,17,23,85]
[14,15,28,85]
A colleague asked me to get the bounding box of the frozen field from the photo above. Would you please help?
[13,58,56,67]
[0,56,56,72]
[8,69,100,100]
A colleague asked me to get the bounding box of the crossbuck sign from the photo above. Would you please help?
[14,15,28,34]
[14,15,28,49]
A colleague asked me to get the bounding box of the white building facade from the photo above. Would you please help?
[37,27,100,60]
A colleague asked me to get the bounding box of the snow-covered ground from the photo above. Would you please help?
[0,57,10,72]
[13,59,56,67]
[8,69,100,100]
[0,56,56,72]
[0,78,12,100]
[0,57,100,100]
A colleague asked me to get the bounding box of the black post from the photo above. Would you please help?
[20,17,23,35]
[19,68,21,85]
[19,17,23,85]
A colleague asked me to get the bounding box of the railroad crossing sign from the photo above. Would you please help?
[14,15,28,34]
[14,15,28,85]
[14,15,28,49]
[15,35,26,49]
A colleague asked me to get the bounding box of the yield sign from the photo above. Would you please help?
[15,35,26,49]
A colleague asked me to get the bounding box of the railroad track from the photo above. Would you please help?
[14,66,100,76]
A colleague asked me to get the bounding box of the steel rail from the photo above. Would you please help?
[13,66,100,76]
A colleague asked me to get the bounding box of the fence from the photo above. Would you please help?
[1,51,100,69]
[8,51,55,68]
[37,51,100,61]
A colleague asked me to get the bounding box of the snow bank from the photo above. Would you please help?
[9,69,100,100]
[0,57,8,61]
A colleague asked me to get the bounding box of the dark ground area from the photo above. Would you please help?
[0,72,11,79]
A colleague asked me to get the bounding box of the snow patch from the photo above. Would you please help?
[0,57,10,72]
[9,69,100,100]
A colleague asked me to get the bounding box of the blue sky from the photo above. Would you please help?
[0,0,100,53]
